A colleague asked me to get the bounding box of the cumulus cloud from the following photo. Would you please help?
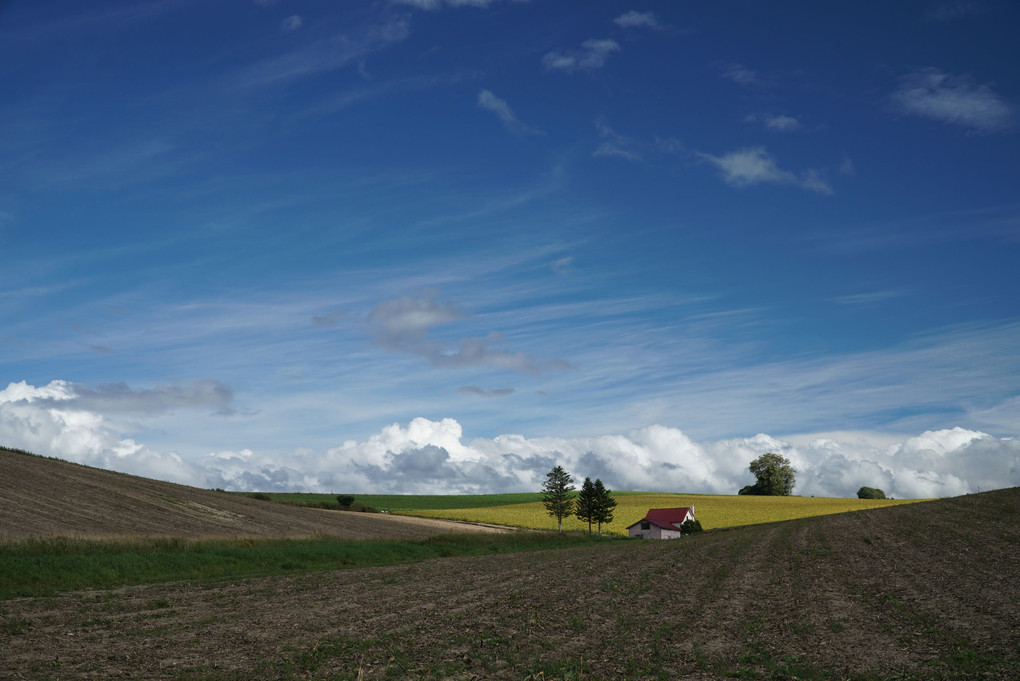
[613,11,662,30]
[543,39,620,74]
[698,146,833,194]
[892,68,1013,133]
[366,291,549,374]
[0,381,207,485]
[477,90,541,136]
[5,386,1014,498]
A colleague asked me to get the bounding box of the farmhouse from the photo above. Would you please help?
[627,507,695,539]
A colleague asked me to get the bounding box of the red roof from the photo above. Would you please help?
[628,507,694,530]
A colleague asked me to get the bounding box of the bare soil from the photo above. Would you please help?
[0,448,501,540]
[2,460,1016,679]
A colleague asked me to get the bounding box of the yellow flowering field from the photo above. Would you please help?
[402,493,926,536]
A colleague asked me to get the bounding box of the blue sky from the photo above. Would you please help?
[1,0,1018,498]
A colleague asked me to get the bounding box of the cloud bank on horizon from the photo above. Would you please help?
[1,2,1018,498]
[2,380,1017,499]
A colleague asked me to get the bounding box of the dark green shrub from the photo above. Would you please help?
[337,495,355,508]
[681,519,703,534]
[857,486,887,499]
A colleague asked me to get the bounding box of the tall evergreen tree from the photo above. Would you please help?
[575,476,597,533]
[592,478,617,535]
[541,465,575,532]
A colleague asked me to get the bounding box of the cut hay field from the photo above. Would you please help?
[401,492,923,534]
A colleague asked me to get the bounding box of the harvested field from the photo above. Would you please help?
[0,449,500,541]
[2,487,1017,680]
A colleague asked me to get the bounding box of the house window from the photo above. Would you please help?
[640,521,650,530]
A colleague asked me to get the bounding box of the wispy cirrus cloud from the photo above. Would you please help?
[477,90,541,136]
[923,1,990,22]
[892,68,1013,133]
[592,118,642,162]
[232,19,411,90]
[698,146,833,195]
[722,62,757,85]
[280,15,303,33]
[458,386,515,397]
[613,11,663,30]
[543,39,620,74]
[366,291,556,374]
[392,0,515,9]
[746,113,803,132]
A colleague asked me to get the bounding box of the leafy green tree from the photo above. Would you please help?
[542,465,576,532]
[681,518,703,534]
[593,478,617,535]
[575,477,597,533]
[857,486,887,499]
[739,452,796,496]
[337,495,355,509]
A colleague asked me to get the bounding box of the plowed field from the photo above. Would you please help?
[0,449,499,540]
[3,485,1016,680]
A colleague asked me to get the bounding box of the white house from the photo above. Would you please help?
[627,507,696,539]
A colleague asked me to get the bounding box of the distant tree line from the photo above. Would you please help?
[541,465,617,534]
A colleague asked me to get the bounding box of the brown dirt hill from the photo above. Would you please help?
[3,487,1017,679]
[0,448,499,540]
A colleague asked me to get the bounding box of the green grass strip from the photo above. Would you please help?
[0,531,610,601]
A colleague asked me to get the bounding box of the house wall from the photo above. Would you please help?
[628,524,686,540]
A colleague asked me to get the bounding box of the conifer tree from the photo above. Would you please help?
[575,476,597,533]
[541,465,575,532]
[593,478,617,535]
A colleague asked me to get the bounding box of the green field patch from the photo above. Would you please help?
[402,492,925,535]
[0,532,608,600]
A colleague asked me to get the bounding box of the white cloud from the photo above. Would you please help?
[722,63,757,85]
[923,1,989,21]
[765,114,802,131]
[476,90,540,136]
[4,385,1016,498]
[232,19,410,90]
[592,118,642,162]
[892,68,1013,133]
[698,146,833,194]
[613,11,662,30]
[281,15,303,32]
[458,386,515,397]
[543,39,620,74]
[0,381,206,486]
[365,291,551,374]
[392,0,507,9]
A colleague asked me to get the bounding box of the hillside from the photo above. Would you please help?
[2,485,1016,679]
[0,448,497,540]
